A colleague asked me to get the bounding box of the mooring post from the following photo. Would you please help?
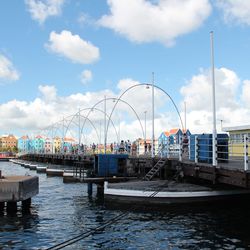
[244,134,248,171]
[88,183,93,196]
[195,136,198,164]
[22,198,31,211]
[7,201,17,213]
[97,183,104,196]
[0,202,4,213]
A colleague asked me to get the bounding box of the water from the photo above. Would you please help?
[1,161,250,249]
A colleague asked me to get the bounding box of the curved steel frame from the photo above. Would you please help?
[106,83,184,144]
[78,107,119,144]
[63,107,119,146]
[63,113,101,146]
[81,97,145,144]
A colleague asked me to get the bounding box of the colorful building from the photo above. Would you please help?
[53,136,61,153]
[62,137,77,153]
[17,135,31,153]
[158,129,191,156]
[44,138,52,153]
[0,134,18,150]
[223,125,250,156]
[30,135,45,153]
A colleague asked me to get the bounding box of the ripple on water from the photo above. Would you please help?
[1,161,250,249]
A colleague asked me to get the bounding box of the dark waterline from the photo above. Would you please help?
[0,161,250,249]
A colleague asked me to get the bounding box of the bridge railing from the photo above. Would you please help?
[156,139,180,159]
[175,134,249,171]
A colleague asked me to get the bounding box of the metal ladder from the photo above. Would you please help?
[144,158,167,181]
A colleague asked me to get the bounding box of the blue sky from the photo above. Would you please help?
[0,0,250,142]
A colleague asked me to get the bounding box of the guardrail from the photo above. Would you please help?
[175,134,249,171]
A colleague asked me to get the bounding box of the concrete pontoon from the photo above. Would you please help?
[104,180,250,206]
[0,173,39,212]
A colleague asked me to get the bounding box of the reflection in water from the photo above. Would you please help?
[0,161,250,249]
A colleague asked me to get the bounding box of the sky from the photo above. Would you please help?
[0,0,250,143]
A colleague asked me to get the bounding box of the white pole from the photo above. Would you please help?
[144,110,147,154]
[104,95,107,154]
[62,117,64,154]
[244,134,248,171]
[52,127,54,154]
[99,121,102,150]
[195,135,198,163]
[78,108,81,155]
[210,31,217,167]
[118,115,120,143]
[179,135,183,162]
[184,101,187,131]
[152,72,155,158]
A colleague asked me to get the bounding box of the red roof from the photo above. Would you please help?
[164,131,170,136]
[20,135,29,140]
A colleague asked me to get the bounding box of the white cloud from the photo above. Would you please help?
[180,67,250,133]
[241,80,250,108]
[216,0,250,25]
[0,54,20,82]
[98,0,211,46]
[2,72,249,141]
[46,30,100,64]
[81,70,92,84]
[180,67,240,111]
[38,85,57,102]
[25,0,65,24]
[0,79,180,142]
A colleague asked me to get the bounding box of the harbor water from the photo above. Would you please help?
[1,161,250,249]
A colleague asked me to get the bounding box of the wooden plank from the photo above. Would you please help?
[217,176,246,188]
[197,172,214,181]
[217,168,244,178]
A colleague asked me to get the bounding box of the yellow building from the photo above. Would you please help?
[224,125,250,156]
[53,136,61,153]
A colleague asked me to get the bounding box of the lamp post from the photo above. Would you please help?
[151,72,155,158]
[104,95,107,154]
[184,101,187,131]
[78,108,81,155]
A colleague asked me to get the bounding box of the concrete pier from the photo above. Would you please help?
[0,175,39,212]
[36,166,47,173]
[46,169,64,176]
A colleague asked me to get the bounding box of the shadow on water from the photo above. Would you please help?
[100,194,250,249]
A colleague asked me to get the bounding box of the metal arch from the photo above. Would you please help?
[62,107,119,145]
[106,83,184,144]
[81,97,145,143]
[66,118,99,148]
[63,113,101,145]
[41,120,62,138]
[78,107,119,144]
[63,118,88,146]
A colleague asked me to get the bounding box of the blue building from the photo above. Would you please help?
[158,128,191,156]
[17,135,31,153]
[30,135,45,153]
